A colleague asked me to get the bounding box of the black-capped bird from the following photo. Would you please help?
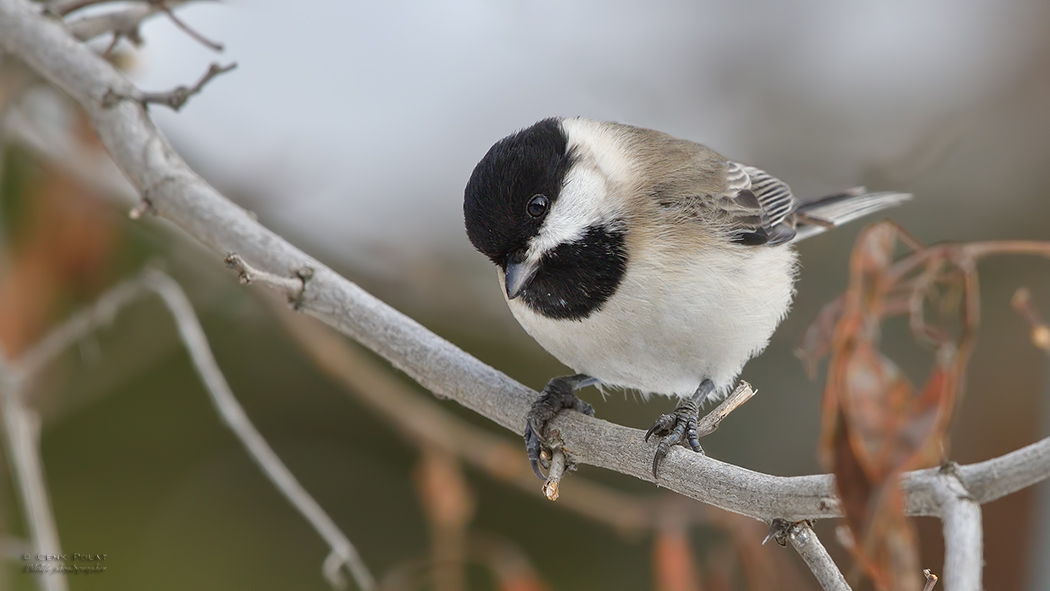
[463,118,910,478]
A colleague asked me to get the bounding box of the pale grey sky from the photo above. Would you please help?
[125,0,1045,261]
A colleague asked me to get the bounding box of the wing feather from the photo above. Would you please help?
[737,164,796,228]
[626,127,908,247]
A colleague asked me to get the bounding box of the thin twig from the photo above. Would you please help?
[226,253,312,308]
[542,446,566,501]
[155,0,222,51]
[10,270,377,591]
[16,277,147,379]
[695,381,756,438]
[1012,288,1050,353]
[142,271,375,590]
[786,521,851,591]
[104,62,236,111]
[922,569,939,591]
[0,359,67,591]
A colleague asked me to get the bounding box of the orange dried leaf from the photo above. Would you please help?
[797,295,845,379]
[653,527,702,591]
[413,450,474,528]
[819,221,951,591]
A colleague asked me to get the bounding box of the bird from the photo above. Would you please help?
[462,117,911,479]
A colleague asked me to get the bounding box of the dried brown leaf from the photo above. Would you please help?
[654,526,702,591]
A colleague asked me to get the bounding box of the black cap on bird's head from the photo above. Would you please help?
[463,118,575,268]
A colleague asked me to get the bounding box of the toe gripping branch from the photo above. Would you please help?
[524,374,596,480]
[645,379,715,478]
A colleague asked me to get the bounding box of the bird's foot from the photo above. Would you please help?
[524,374,595,480]
[645,400,703,477]
[644,379,714,478]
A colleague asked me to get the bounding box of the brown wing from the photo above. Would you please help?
[718,162,798,246]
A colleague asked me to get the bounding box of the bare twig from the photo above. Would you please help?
[922,569,939,591]
[103,62,236,111]
[933,468,982,591]
[226,253,312,308]
[128,198,153,219]
[1012,288,1050,352]
[142,271,375,590]
[68,3,167,43]
[155,0,222,51]
[9,270,377,591]
[0,359,67,591]
[16,276,147,379]
[785,521,851,591]
[542,446,566,501]
[3,0,1050,532]
[696,381,756,438]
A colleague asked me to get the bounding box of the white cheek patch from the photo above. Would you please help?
[525,118,635,263]
[526,165,608,260]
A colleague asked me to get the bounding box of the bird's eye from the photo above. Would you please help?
[527,194,550,218]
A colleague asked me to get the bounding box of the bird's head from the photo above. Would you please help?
[464,118,629,320]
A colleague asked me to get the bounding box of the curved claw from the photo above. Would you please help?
[652,446,667,478]
[648,408,703,478]
[524,424,546,480]
[645,413,674,443]
[530,458,546,480]
[644,424,659,443]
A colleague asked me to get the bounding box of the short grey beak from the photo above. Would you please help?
[504,258,538,300]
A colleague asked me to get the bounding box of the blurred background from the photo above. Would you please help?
[2,0,1050,589]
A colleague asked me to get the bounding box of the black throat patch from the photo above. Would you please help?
[519,224,628,321]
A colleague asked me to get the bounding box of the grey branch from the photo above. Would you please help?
[103,62,237,111]
[8,270,377,591]
[2,0,1048,527]
[67,3,173,43]
[45,0,120,17]
[0,362,67,591]
[933,468,983,591]
[786,522,851,591]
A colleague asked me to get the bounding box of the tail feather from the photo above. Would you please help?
[793,188,911,242]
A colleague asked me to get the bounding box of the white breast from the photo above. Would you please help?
[505,241,798,398]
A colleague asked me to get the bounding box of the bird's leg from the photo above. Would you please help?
[645,379,714,478]
[524,374,597,480]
